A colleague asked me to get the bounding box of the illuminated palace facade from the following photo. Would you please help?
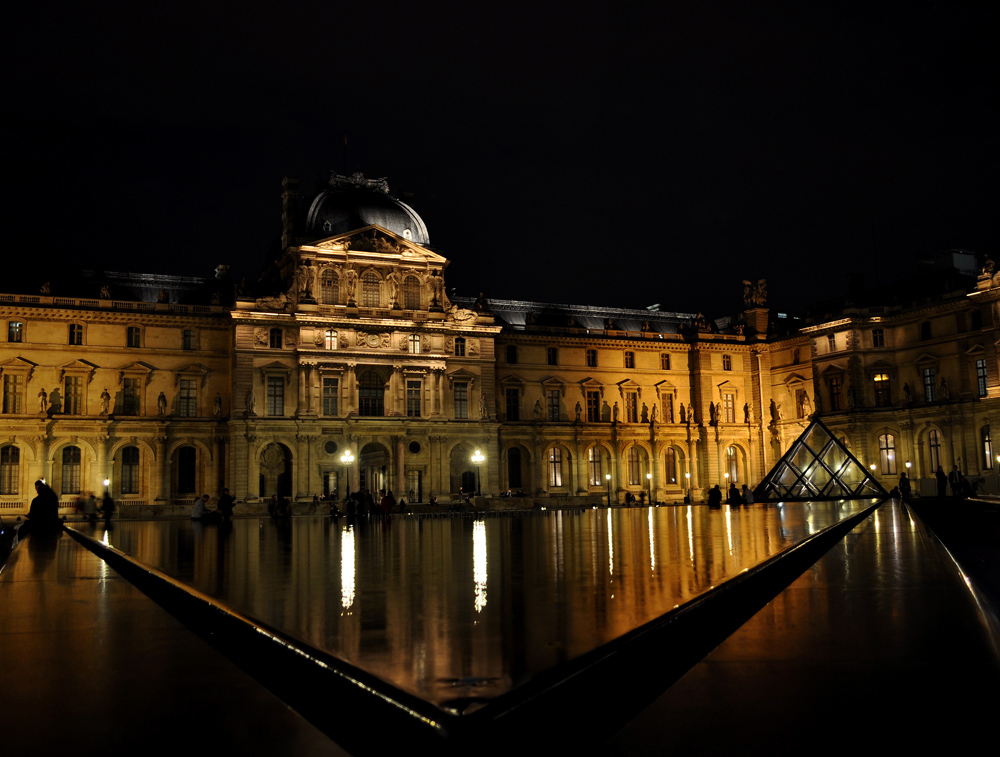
[1,173,999,510]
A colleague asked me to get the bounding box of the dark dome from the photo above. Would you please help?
[304,172,429,245]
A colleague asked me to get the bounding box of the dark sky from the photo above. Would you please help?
[4,2,996,316]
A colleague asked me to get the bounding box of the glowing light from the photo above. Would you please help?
[473,520,487,613]
[341,525,355,611]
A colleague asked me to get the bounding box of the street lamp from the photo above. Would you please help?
[646,471,652,505]
[605,473,612,507]
[471,450,485,496]
[685,471,691,504]
[340,451,354,500]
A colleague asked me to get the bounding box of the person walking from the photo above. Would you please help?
[948,465,962,498]
[899,473,911,502]
[935,466,948,498]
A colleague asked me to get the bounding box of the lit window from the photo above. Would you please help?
[624,351,635,369]
[878,433,897,475]
[454,382,468,419]
[588,447,602,486]
[548,447,563,487]
[723,392,735,423]
[322,378,339,416]
[127,326,141,348]
[454,337,466,357]
[977,359,988,398]
[409,334,420,354]
[267,376,284,416]
[873,373,891,407]
[178,379,197,417]
[61,446,81,494]
[0,445,19,494]
[321,271,339,305]
[722,354,732,371]
[547,347,558,366]
[325,329,337,350]
[923,367,937,402]
[983,426,993,470]
[660,352,670,370]
[8,321,23,343]
[69,324,83,345]
[586,349,597,367]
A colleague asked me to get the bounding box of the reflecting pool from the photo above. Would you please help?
[84,502,870,709]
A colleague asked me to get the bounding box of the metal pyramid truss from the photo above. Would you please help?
[754,418,888,501]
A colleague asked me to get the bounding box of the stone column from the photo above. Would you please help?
[96,435,108,494]
[575,437,588,494]
[395,436,405,495]
[211,435,222,494]
[155,434,168,503]
[246,433,259,500]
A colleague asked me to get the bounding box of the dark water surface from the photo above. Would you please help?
[85,502,871,708]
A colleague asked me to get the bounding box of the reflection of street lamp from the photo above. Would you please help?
[472,450,485,496]
[605,473,612,507]
[340,451,354,499]
[646,472,652,505]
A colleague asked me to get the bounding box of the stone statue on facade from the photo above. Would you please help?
[903,382,912,405]
[157,288,167,303]
[742,279,767,308]
[651,403,658,423]
[344,269,358,305]
[428,270,445,310]
[769,398,779,424]
[246,390,256,416]
[847,386,856,409]
[296,264,315,300]
[480,394,488,419]
[38,388,47,414]
[679,403,686,424]
[157,391,167,416]
[613,401,620,422]
[575,401,582,422]
[940,378,950,400]
[800,392,812,417]
[386,271,401,308]
[533,399,543,421]
[709,401,717,425]
[214,392,222,417]
[100,285,110,299]
[743,402,751,424]
[100,388,111,415]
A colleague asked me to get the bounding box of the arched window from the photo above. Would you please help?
[62,446,81,494]
[548,447,563,487]
[929,429,942,472]
[727,446,739,483]
[454,337,466,357]
[588,447,602,486]
[325,329,337,350]
[627,447,641,486]
[878,433,897,475]
[983,426,993,470]
[122,446,140,494]
[0,445,20,494]
[358,372,385,417]
[361,272,380,307]
[665,448,677,485]
[321,271,339,305]
[403,276,421,310]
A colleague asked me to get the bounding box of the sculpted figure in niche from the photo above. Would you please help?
[246,390,256,416]
[575,401,582,422]
[613,402,620,422]
[533,399,543,421]
[344,269,358,303]
[800,392,812,417]
[480,394,489,419]
[214,392,222,417]
[38,388,47,414]
[641,402,649,423]
[386,271,401,307]
[296,264,315,299]
[743,402,751,424]
[100,389,111,414]
[428,270,445,308]
[709,401,717,425]
[769,398,779,424]
[157,391,167,416]
[679,403,686,424]
[903,382,911,405]
[651,403,658,423]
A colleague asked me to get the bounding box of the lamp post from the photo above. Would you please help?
[340,451,354,500]
[646,472,653,506]
[472,450,485,496]
[605,473,612,507]
[685,471,691,504]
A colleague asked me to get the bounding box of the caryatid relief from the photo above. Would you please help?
[344,268,359,304]
[386,271,401,307]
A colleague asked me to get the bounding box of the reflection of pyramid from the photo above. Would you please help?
[754,418,888,501]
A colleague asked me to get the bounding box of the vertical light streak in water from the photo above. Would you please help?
[341,524,355,612]
[473,519,487,613]
[725,505,734,556]
[607,508,614,578]
[648,507,655,571]
[686,506,694,564]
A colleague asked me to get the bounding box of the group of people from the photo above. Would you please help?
[191,488,236,522]
[707,483,755,507]
[339,489,406,517]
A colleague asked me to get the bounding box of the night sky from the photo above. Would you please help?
[4,2,996,316]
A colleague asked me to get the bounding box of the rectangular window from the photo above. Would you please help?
[722,354,732,371]
[546,388,560,421]
[548,447,563,487]
[122,378,141,415]
[663,394,674,423]
[269,329,283,349]
[977,359,988,398]
[0,446,19,494]
[828,334,836,351]
[406,380,421,417]
[69,324,83,345]
[325,330,337,350]
[547,347,558,366]
[506,345,517,364]
[61,447,81,494]
[8,321,23,343]
[723,392,735,423]
[872,329,885,347]
[586,390,600,422]
[127,326,141,348]
[923,367,937,403]
[409,334,420,354]
[323,378,339,416]
[627,448,641,486]
[829,376,842,412]
[588,447,602,486]
[626,391,638,423]
[660,352,670,370]
[873,372,891,408]
[178,379,197,417]
[267,376,284,416]
[586,349,597,368]
[454,337,465,357]
[505,388,520,421]
[3,375,23,414]
[624,351,635,369]
[454,382,468,419]
[64,376,82,414]
[122,447,140,495]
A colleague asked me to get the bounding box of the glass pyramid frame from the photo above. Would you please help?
[753,417,888,501]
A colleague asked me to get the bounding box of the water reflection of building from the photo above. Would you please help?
[1,174,998,508]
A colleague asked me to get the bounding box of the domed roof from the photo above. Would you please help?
[304,172,429,245]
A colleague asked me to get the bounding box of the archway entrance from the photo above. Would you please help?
[359,442,391,494]
[259,443,292,498]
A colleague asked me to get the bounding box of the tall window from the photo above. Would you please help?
[663,394,674,423]
[586,390,600,422]
[829,376,842,411]
[828,334,836,352]
[722,354,732,371]
[873,373,891,407]
[665,448,677,485]
[267,376,284,416]
[177,446,196,494]
[269,328,283,349]
[7,321,22,342]
[182,329,196,350]
[546,388,560,421]
[586,349,597,367]
[406,380,421,417]
[325,329,337,350]
[506,345,518,364]
[624,351,635,369]
[1,445,20,494]
[69,324,83,345]
[923,367,937,402]
[454,337,465,357]
[983,426,993,470]
[872,329,885,347]
[403,276,420,310]
[547,347,558,366]
[127,326,141,348]
[920,321,932,341]
[548,447,563,487]
[625,391,638,423]
[627,447,641,486]
[122,378,141,415]
[408,334,420,354]
[660,352,670,370]
[178,379,197,417]
[321,271,339,305]
[322,378,338,416]
[505,388,520,421]
[508,447,523,489]
[726,446,738,483]
[929,430,942,472]
[588,447,602,486]
[121,446,139,494]
[977,359,988,398]
[3,375,23,414]
[61,446,81,494]
[361,271,379,307]
[64,376,82,414]
[723,392,735,423]
[878,433,897,475]
[358,372,384,417]
[454,382,468,419]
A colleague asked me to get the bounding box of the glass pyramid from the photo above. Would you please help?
[753,418,888,501]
